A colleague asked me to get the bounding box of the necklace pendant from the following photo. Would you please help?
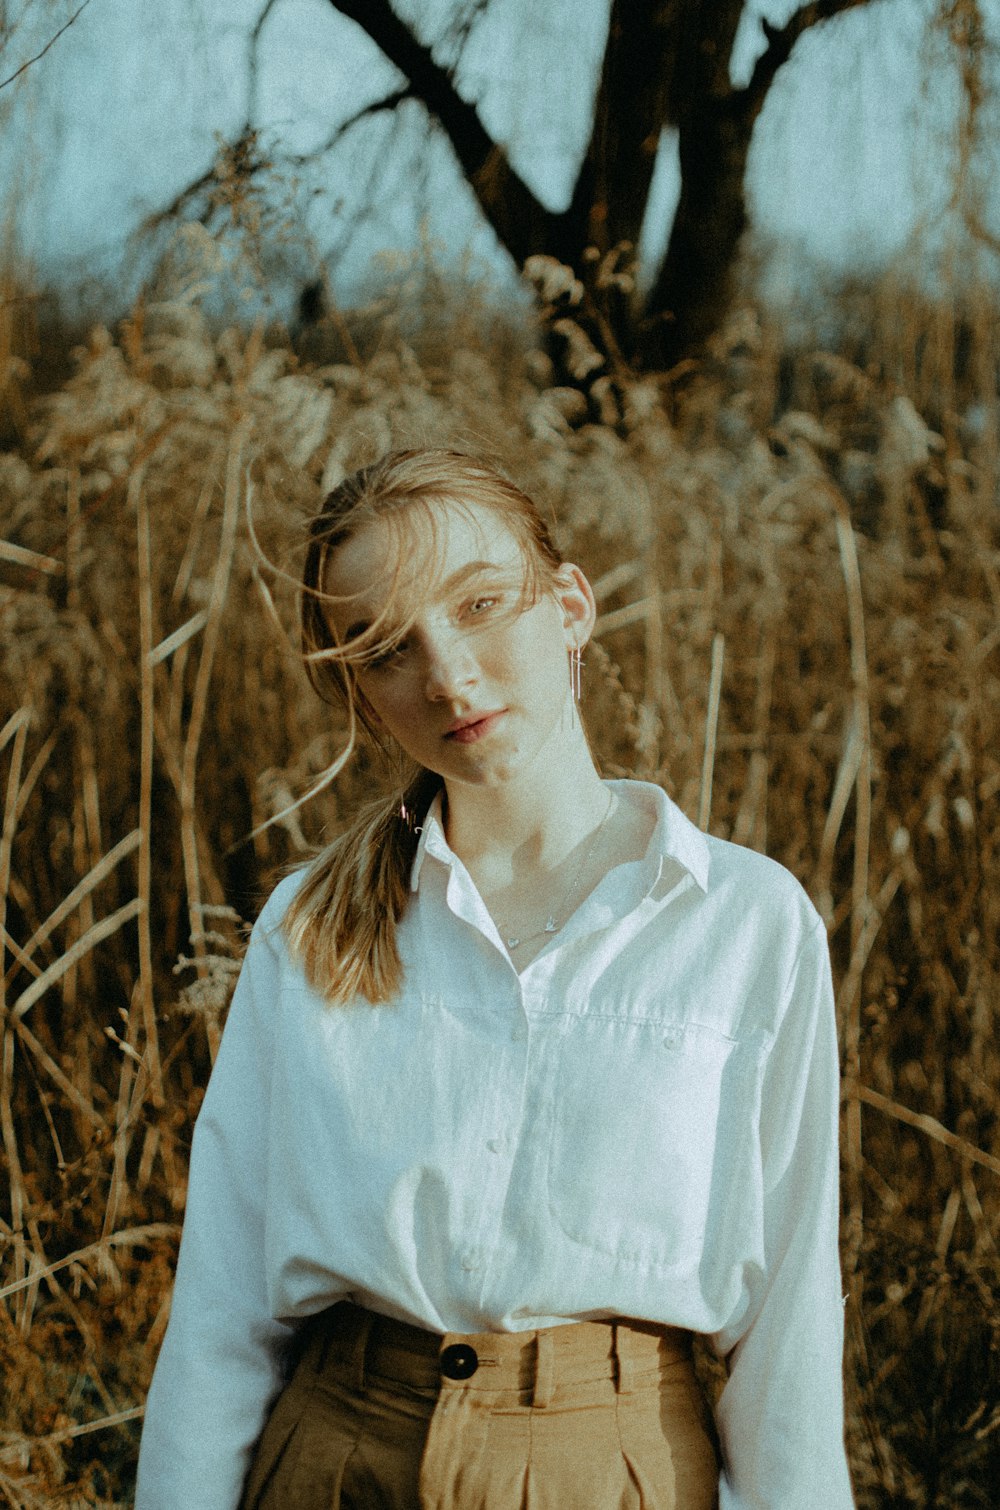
[543,915,557,933]
[506,937,520,950]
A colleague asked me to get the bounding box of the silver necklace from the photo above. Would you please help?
[500,791,616,951]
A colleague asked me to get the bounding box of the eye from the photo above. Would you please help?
[464,594,500,618]
[362,638,409,671]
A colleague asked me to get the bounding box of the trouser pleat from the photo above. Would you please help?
[240,1303,719,1510]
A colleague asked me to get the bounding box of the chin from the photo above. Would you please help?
[445,749,526,788]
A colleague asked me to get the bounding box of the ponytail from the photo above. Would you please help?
[281,765,442,1005]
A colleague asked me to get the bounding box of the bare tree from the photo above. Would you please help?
[318,0,884,365]
[161,0,890,368]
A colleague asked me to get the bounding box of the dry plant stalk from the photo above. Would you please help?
[133,464,163,1108]
[824,481,872,1286]
[1,709,31,1321]
[697,634,725,831]
[0,279,997,1505]
[178,422,248,1031]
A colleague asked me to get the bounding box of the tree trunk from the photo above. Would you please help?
[562,0,677,260]
[319,0,879,368]
[642,94,756,367]
[639,0,876,367]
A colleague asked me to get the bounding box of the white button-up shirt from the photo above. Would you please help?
[136,779,854,1508]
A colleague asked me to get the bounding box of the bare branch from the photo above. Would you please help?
[0,0,93,92]
[438,0,491,70]
[745,0,879,113]
[139,164,220,235]
[325,0,554,265]
[137,127,269,239]
[250,0,283,50]
[248,0,283,121]
[749,0,877,111]
[304,98,419,272]
[286,86,413,166]
[968,210,1000,260]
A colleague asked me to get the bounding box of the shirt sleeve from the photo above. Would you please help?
[135,902,295,1510]
[714,917,856,1509]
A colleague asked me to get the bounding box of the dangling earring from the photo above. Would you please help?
[570,645,584,701]
[398,797,423,834]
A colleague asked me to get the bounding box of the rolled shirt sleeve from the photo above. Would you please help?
[714,918,855,1508]
[135,902,295,1510]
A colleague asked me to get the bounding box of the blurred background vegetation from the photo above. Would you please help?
[1,1,999,1505]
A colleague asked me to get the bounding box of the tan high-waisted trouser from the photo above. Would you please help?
[240,1301,720,1509]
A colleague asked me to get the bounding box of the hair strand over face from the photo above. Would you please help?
[283,449,565,1005]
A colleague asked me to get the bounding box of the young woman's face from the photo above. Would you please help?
[323,500,595,791]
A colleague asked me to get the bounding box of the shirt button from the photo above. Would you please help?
[460,1252,480,1271]
[440,1343,479,1380]
[510,1026,527,1042]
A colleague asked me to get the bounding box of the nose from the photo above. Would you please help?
[422,629,477,700]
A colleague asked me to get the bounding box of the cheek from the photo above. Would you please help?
[352,673,404,732]
[506,601,566,668]
[366,681,415,730]
[519,620,570,689]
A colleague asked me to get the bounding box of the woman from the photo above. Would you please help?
[136,449,854,1508]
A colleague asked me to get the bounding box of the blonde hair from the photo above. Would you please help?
[283,449,564,1005]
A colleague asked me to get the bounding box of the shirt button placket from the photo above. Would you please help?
[511,977,531,1044]
[460,978,525,1291]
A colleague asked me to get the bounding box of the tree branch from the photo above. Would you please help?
[285,87,414,166]
[325,0,555,265]
[248,0,284,120]
[140,165,219,233]
[0,0,93,92]
[967,210,1000,260]
[745,0,879,114]
[250,0,283,50]
[436,0,491,72]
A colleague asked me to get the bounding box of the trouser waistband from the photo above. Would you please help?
[298,1301,694,1409]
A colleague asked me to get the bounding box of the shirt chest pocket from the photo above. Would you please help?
[545,1017,764,1271]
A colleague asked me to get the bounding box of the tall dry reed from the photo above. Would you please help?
[0,272,998,1505]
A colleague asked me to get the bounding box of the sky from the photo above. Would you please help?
[0,0,996,315]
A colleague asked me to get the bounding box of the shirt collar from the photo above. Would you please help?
[637,779,710,895]
[409,779,710,897]
[408,791,454,893]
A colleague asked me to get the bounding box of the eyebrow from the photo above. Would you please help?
[342,559,512,644]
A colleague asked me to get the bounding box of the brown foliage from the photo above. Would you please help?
[0,281,998,1505]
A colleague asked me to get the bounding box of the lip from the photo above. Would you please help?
[443,710,506,743]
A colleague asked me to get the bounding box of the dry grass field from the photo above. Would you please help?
[1,259,998,1505]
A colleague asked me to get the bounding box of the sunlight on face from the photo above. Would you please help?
[326,499,532,667]
[323,499,589,790]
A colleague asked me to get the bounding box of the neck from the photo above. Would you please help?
[441,705,609,884]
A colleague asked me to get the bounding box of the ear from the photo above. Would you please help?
[553,563,597,651]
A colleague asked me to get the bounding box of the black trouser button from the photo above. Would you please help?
[440,1343,478,1379]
